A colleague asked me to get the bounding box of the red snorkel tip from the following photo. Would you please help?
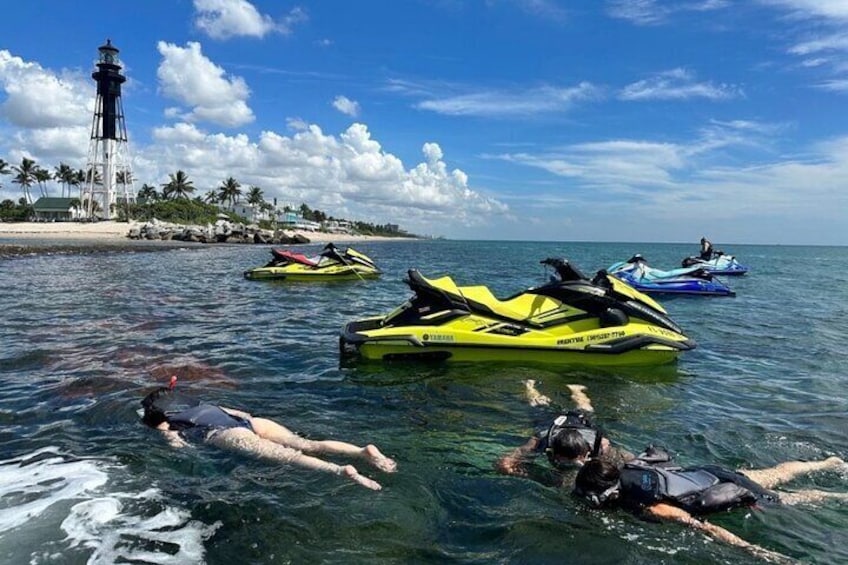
[168,375,177,389]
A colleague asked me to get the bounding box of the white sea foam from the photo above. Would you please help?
[0,447,220,564]
[0,446,108,533]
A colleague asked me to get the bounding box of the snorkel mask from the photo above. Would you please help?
[573,482,621,507]
[545,413,604,468]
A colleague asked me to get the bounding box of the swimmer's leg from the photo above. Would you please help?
[208,428,382,490]
[740,457,844,489]
[524,379,551,407]
[779,489,848,506]
[566,384,594,413]
[249,418,397,472]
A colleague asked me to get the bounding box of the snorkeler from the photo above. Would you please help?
[573,452,847,562]
[496,381,633,484]
[140,378,397,491]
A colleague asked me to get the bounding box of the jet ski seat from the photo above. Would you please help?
[459,285,562,323]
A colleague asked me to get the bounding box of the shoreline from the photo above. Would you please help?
[0,221,414,243]
[0,221,419,257]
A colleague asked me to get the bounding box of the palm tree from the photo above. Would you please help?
[246,185,264,220]
[12,157,37,204]
[54,163,74,198]
[73,169,86,199]
[84,167,103,186]
[116,169,133,188]
[34,167,52,197]
[161,170,194,200]
[217,177,241,209]
[203,190,219,204]
[0,158,10,189]
[137,183,158,202]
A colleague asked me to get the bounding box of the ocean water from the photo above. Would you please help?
[1,239,846,564]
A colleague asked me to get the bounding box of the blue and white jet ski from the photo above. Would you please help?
[681,251,749,276]
[608,255,735,297]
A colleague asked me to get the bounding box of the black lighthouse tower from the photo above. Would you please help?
[82,39,135,219]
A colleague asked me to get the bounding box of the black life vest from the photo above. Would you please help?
[546,411,603,457]
[619,462,775,514]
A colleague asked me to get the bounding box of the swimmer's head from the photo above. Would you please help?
[140,387,171,428]
[546,428,592,468]
[573,458,622,507]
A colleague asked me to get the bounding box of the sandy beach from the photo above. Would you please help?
[0,221,405,244]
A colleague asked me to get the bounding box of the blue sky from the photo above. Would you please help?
[1,0,847,244]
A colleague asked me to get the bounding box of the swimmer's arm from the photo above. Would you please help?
[496,437,540,477]
[156,422,189,449]
[220,407,252,420]
[566,384,594,413]
[646,503,792,564]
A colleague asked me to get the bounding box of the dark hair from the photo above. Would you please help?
[574,458,622,506]
[549,428,591,461]
[140,387,170,428]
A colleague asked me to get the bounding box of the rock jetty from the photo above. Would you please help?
[127,218,311,245]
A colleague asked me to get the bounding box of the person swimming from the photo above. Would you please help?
[573,451,847,562]
[141,378,397,491]
[496,381,633,485]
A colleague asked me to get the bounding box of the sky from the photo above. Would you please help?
[1,0,847,245]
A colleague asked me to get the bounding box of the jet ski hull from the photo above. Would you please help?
[340,262,696,367]
[244,245,381,281]
[611,274,735,296]
[609,257,735,296]
[244,264,380,281]
[340,321,693,366]
[681,254,749,276]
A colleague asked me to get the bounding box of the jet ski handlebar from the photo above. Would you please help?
[540,258,588,282]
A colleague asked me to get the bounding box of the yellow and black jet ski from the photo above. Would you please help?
[244,243,381,281]
[340,258,695,366]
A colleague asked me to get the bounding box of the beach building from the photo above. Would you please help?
[226,202,270,224]
[323,219,354,234]
[278,210,320,231]
[31,197,81,221]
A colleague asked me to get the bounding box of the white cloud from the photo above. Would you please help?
[764,3,848,88]
[815,79,848,92]
[332,95,360,117]
[0,50,92,129]
[136,121,507,231]
[487,122,848,230]
[0,50,93,185]
[413,82,601,117]
[606,0,728,25]
[514,0,569,21]
[156,41,254,127]
[619,68,741,101]
[13,126,90,161]
[193,0,306,40]
[759,0,848,21]
[789,33,848,56]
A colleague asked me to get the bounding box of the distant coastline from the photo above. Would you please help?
[0,221,419,257]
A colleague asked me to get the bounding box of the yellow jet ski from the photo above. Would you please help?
[340,258,695,366]
[244,243,381,281]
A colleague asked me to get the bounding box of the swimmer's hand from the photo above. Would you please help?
[162,429,189,449]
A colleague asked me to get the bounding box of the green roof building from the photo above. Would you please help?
[32,197,79,221]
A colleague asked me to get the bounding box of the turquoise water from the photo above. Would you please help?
[1,239,846,564]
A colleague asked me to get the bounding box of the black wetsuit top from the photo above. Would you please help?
[166,404,253,440]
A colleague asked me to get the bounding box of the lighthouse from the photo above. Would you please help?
[82,39,135,219]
